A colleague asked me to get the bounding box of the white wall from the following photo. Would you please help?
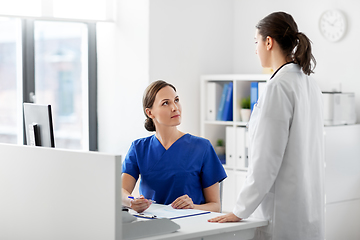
[149,0,234,135]
[233,0,360,120]
[97,0,235,155]
[97,0,149,155]
[98,0,360,154]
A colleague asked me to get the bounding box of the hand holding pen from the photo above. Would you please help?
[128,195,155,213]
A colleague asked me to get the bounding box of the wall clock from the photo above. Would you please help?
[319,9,347,42]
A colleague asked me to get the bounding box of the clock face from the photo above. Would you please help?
[319,10,347,42]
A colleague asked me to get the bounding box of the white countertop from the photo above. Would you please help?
[129,204,267,240]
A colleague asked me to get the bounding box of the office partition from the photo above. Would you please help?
[0,143,122,240]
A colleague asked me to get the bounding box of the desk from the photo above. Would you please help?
[130,205,267,240]
[0,143,267,240]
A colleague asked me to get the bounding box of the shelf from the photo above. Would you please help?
[204,120,233,126]
[201,74,271,81]
[201,74,266,213]
[223,167,248,172]
[234,121,248,127]
[204,120,248,127]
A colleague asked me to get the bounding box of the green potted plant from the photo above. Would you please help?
[240,96,251,122]
[215,139,225,155]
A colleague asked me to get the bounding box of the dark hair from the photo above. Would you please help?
[142,80,177,132]
[256,12,316,75]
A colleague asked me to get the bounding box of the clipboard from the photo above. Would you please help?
[133,204,211,220]
[167,210,211,220]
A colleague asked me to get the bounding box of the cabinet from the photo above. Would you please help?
[200,74,270,212]
[324,125,360,240]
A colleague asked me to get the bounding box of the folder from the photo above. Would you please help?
[206,82,223,121]
[222,82,233,121]
[245,128,249,168]
[216,83,229,120]
[225,126,235,168]
[250,82,258,111]
[236,127,246,169]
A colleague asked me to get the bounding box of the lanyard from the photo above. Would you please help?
[270,61,295,80]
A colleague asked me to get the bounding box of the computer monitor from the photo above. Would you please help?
[23,103,55,147]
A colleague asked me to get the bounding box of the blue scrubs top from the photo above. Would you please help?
[122,134,227,205]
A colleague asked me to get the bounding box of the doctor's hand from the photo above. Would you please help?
[208,213,242,223]
[129,195,152,213]
[171,194,194,209]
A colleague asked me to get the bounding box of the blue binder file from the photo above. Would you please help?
[222,82,233,121]
[250,82,258,111]
[216,83,229,121]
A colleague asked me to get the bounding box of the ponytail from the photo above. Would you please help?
[294,32,316,75]
[256,12,316,75]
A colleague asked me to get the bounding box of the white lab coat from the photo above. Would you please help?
[233,63,325,240]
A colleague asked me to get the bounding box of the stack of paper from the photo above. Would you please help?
[133,204,211,220]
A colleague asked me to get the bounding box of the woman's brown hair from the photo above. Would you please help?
[256,12,316,75]
[142,80,177,132]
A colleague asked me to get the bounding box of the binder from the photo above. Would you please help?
[250,82,258,111]
[216,83,229,120]
[222,82,233,121]
[236,127,246,169]
[206,82,222,121]
[245,128,249,168]
[226,127,248,169]
[225,126,235,168]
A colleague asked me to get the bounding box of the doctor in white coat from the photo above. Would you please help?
[209,12,324,240]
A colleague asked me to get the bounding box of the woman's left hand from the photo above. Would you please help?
[171,194,194,209]
[207,212,242,223]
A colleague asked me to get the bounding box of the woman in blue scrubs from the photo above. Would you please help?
[122,80,227,213]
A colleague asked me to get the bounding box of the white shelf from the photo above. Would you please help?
[204,120,233,125]
[204,121,248,127]
[201,74,271,81]
[234,121,248,127]
[224,167,248,172]
[200,74,268,213]
[200,73,268,139]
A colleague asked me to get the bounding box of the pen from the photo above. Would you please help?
[137,213,157,219]
[128,196,156,203]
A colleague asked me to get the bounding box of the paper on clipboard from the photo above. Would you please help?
[137,204,211,220]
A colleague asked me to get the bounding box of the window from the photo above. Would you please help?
[0,0,41,17]
[0,18,97,151]
[34,21,90,150]
[0,18,22,144]
[0,0,114,21]
[53,0,108,21]
[0,0,106,150]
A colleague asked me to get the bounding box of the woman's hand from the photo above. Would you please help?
[171,194,194,209]
[207,213,242,223]
[129,195,152,213]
